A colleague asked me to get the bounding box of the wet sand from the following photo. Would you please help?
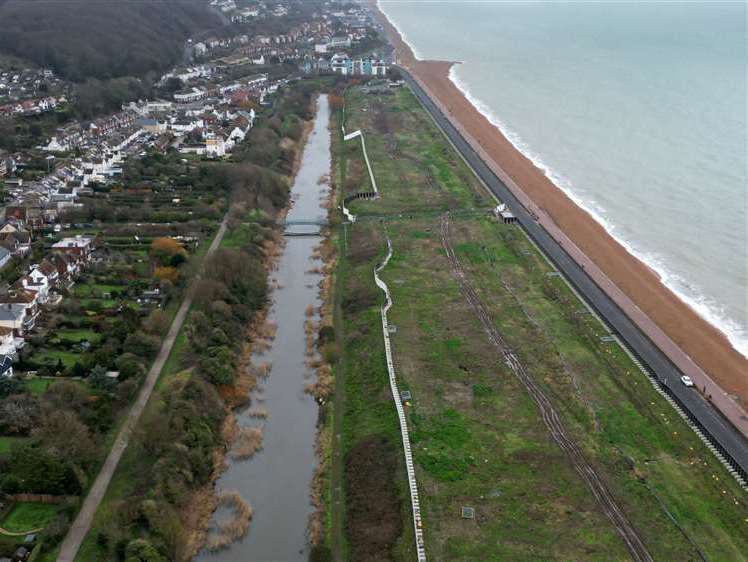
[372,5,747,422]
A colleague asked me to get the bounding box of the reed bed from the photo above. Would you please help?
[205,491,253,551]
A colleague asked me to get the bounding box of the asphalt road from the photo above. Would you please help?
[401,70,748,478]
[57,216,229,562]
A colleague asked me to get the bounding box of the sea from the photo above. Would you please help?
[378,0,747,357]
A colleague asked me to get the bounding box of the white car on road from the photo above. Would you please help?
[681,375,694,387]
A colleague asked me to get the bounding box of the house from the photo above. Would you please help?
[20,267,50,304]
[0,230,32,257]
[0,290,39,333]
[0,303,26,335]
[51,235,94,260]
[173,88,208,103]
[136,117,166,133]
[4,206,43,229]
[204,135,227,158]
[50,253,79,285]
[329,36,351,48]
[0,326,20,357]
[330,53,352,75]
[38,260,59,287]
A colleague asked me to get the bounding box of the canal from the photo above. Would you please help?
[196,95,331,561]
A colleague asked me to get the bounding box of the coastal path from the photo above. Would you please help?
[56,215,229,562]
[441,213,653,562]
[400,67,748,481]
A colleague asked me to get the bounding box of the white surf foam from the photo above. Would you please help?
[447,65,748,358]
[377,0,426,61]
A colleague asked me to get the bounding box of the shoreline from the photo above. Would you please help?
[379,0,746,358]
[446,62,746,359]
[371,3,747,416]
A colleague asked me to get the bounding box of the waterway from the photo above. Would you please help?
[195,95,331,561]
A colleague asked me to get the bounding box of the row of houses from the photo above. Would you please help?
[0,95,66,117]
[177,108,256,158]
[0,67,64,106]
[0,235,95,373]
[173,73,268,104]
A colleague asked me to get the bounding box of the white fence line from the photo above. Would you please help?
[374,236,427,562]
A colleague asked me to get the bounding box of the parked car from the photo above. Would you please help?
[681,375,694,387]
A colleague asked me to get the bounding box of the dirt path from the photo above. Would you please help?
[440,213,653,562]
[56,216,229,562]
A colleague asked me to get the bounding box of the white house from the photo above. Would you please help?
[0,326,17,356]
[21,267,50,304]
[205,136,227,158]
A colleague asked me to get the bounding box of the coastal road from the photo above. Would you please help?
[57,216,229,562]
[400,69,748,478]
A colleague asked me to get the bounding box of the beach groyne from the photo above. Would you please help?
[398,65,748,482]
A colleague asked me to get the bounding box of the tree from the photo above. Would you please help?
[45,380,88,411]
[124,332,161,359]
[32,410,97,466]
[3,445,81,495]
[0,376,23,398]
[150,237,186,266]
[154,266,179,284]
[88,364,115,391]
[162,77,183,93]
[115,353,146,380]
[124,539,167,562]
[0,393,40,434]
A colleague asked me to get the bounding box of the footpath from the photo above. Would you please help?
[56,216,229,562]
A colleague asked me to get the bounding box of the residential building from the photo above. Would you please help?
[0,303,28,335]
[51,235,94,260]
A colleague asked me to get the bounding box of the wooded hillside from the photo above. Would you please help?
[0,0,221,81]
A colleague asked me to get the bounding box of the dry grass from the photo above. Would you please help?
[246,406,268,419]
[205,490,253,551]
[305,364,334,404]
[252,361,272,379]
[232,426,264,460]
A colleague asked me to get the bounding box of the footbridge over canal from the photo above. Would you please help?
[279,218,329,236]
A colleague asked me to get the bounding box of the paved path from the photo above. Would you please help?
[0,526,43,537]
[57,217,229,562]
[401,69,748,479]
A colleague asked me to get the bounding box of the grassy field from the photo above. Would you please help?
[330,84,748,561]
[2,503,59,533]
[24,378,55,395]
[56,329,102,344]
[342,87,489,215]
[0,436,27,454]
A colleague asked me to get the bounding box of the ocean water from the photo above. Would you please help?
[379,0,747,356]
